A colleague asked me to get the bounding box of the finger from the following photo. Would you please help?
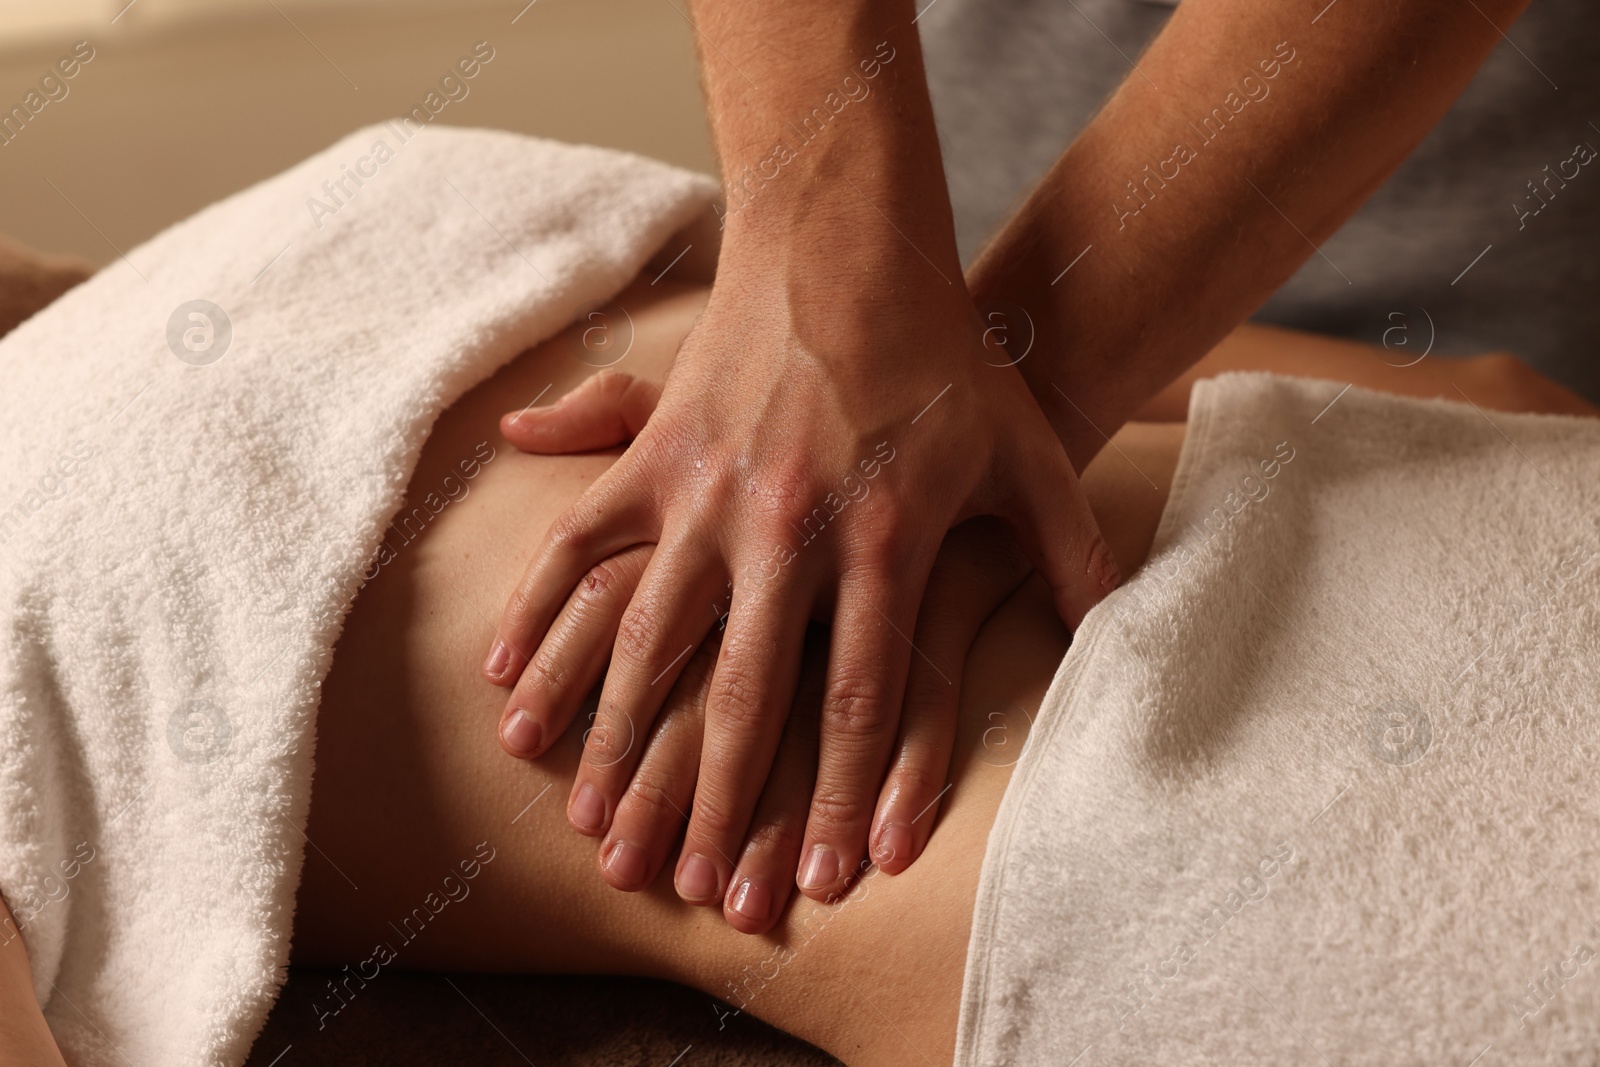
[498,544,653,759]
[675,569,812,906]
[597,637,719,892]
[568,542,726,837]
[869,518,1031,874]
[1002,436,1120,630]
[798,547,936,901]
[483,479,653,686]
[723,632,826,935]
[500,371,662,454]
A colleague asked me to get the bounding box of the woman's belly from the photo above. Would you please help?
[294,274,1185,1066]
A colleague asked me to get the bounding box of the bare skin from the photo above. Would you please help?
[294,276,1177,1067]
[490,0,1533,922]
[291,277,1593,1065]
[1,278,1588,1067]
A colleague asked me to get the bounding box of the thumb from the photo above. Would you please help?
[1001,440,1121,630]
[500,370,662,454]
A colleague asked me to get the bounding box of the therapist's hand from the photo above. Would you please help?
[485,263,1112,908]
[478,0,1122,905]
[494,368,1039,929]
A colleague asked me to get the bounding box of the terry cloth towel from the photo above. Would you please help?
[955,372,1600,1066]
[0,123,715,1066]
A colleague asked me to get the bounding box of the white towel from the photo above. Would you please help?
[956,373,1600,1065]
[0,122,715,1066]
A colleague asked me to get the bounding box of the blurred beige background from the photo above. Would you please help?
[0,0,717,265]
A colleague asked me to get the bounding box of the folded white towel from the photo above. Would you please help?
[0,122,715,1066]
[957,373,1600,1065]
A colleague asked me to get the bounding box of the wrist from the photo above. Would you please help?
[704,22,956,266]
[967,212,1137,471]
[716,137,960,273]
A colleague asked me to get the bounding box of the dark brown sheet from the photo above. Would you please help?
[247,970,839,1067]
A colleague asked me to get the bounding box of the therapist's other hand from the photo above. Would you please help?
[494,370,1036,925]
[484,271,1116,906]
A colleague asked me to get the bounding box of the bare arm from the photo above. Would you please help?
[488,1,1114,917]
[0,898,68,1066]
[968,0,1532,467]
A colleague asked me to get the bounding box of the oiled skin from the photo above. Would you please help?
[294,277,1181,1067]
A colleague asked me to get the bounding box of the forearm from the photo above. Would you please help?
[687,1,963,336]
[0,899,67,1066]
[969,0,1531,469]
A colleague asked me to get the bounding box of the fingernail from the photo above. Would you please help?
[1088,539,1121,593]
[484,640,510,679]
[729,877,771,923]
[569,783,606,834]
[798,844,839,892]
[500,709,542,756]
[604,840,648,888]
[873,822,914,869]
[677,852,721,902]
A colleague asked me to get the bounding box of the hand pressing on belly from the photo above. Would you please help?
[476,0,1115,913]
[485,365,1070,929]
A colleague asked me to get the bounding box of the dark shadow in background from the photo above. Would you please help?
[248,969,841,1067]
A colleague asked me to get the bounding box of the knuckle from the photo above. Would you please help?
[624,775,684,824]
[850,503,916,571]
[782,495,829,531]
[572,558,627,609]
[503,586,538,631]
[887,759,947,805]
[628,423,679,469]
[583,712,636,767]
[870,493,912,537]
[746,462,819,525]
[611,606,658,667]
[522,652,569,697]
[688,790,743,842]
[545,509,594,555]
[742,814,803,860]
[806,785,873,834]
[708,662,769,735]
[822,673,892,741]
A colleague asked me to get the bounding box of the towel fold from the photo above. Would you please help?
[957,373,1600,1065]
[0,122,715,1067]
